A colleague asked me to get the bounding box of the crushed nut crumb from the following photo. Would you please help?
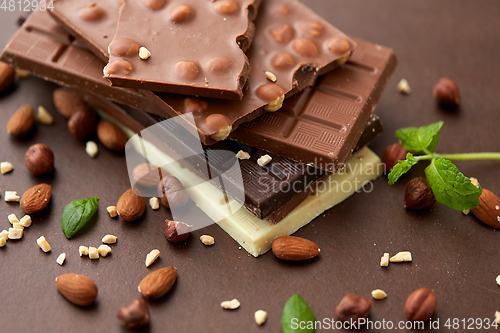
[380,253,390,267]
[19,215,31,228]
[102,234,117,244]
[149,197,160,210]
[4,191,20,202]
[1,162,14,174]
[200,235,215,246]
[97,244,112,257]
[86,141,99,158]
[257,155,272,167]
[265,71,277,82]
[254,310,267,325]
[236,150,250,160]
[145,249,160,267]
[36,106,54,125]
[56,253,66,265]
[0,237,6,247]
[371,289,387,300]
[36,236,51,252]
[89,247,99,259]
[389,251,412,262]
[221,299,240,310]
[107,206,118,218]
[397,79,411,94]
[79,246,89,256]
[8,228,23,239]
[8,213,19,224]
[139,47,151,60]
[13,222,24,230]
[0,230,9,239]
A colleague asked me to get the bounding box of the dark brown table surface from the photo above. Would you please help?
[1,1,499,332]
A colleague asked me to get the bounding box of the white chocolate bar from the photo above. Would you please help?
[101,112,383,256]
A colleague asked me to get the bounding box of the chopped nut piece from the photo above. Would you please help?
[0,237,6,247]
[8,213,19,224]
[397,79,411,94]
[6,195,21,206]
[254,310,267,325]
[463,177,480,215]
[0,230,9,239]
[79,246,89,256]
[8,228,23,239]
[145,249,160,267]
[1,161,14,174]
[221,299,240,310]
[102,234,117,244]
[89,246,99,259]
[380,253,390,267]
[264,94,285,112]
[496,275,500,286]
[36,106,54,125]
[496,311,500,324]
[149,197,160,210]
[36,236,51,252]
[56,253,66,265]
[236,150,250,160]
[200,235,215,246]
[139,47,151,60]
[4,191,20,202]
[19,215,32,227]
[265,71,277,82]
[257,154,272,167]
[13,222,24,230]
[97,244,112,257]
[15,68,29,79]
[371,289,387,300]
[107,206,118,217]
[85,141,99,158]
[389,251,412,262]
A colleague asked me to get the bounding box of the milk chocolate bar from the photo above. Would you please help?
[230,38,397,171]
[47,0,356,144]
[52,0,262,100]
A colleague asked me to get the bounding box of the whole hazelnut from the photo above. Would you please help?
[335,293,371,324]
[405,177,436,210]
[68,108,97,139]
[157,176,189,208]
[117,298,150,328]
[433,78,461,107]
[164,219,192,243]
[405,288,437,322]
[382,143,407,173]
[25,143,54,176]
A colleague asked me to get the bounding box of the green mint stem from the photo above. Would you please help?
[415,152,500,161]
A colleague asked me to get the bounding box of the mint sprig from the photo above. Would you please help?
[62,197,99,239]
[388,121,500,211]
[282,294,315,333]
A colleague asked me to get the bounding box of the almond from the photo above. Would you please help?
[97,120,128,151]
[471,189,500,229]
[55,273,98,306]
[68,107,97,139]
[117,188,145,221]
[133,163,163,187]
[52,88,89,118]
[6,104,35,137]
[0,61,15,92]
[272,236,321,261]
[20,183,52,214]
[138,267,177,300]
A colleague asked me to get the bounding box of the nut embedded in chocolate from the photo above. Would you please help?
[205,114,232,140]
[174,61,199,81]
[206,57,231,73]
[108,38,140,57]
[433,77,461,107]
[77,4,105,21]
[328,37,351,55]
[292,39,318,57]
[141,0,167,11]
[404,177,436,210]
[298,21,324,37]
[170,5,193,23]
[405,288,437,322]
[382,143,408,173]
[335,293,372,324]
[103,59,134,76]
[117,299,150,328]
[157,176,189,209]
[184,98,208,113]
[269,24,294,44]
[25,143,55,176]
[214,0,239,14]
[271,52,294,70]
[164,219,192,243]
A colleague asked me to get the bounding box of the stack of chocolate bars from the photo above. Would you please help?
[1,0,397,256]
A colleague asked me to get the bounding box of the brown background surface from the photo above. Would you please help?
[1,1,500,332]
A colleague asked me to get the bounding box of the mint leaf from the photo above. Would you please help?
[62,197,99,239]
[395,121,444,154]
[282,294,316,333]
[425,158,482,210]
[388,153,418,185]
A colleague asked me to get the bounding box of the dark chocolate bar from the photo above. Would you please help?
[47,0,356,144]
[76,89,382,222]
[52,0,262,100]
[230,38,397,171]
